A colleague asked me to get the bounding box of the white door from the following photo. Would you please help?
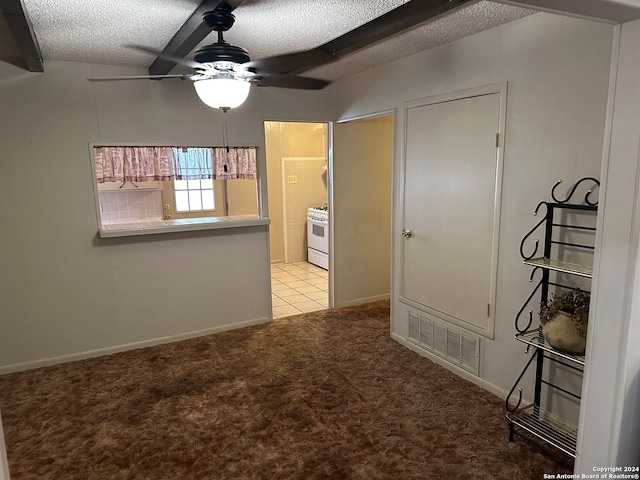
[401,88,504,336]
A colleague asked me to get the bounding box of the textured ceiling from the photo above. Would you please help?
[14,0,535,80]
[22,0,203,67]
[308,1,535,80]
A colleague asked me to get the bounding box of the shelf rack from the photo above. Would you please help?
[505,177,599,465]
[507,404,578,457]
[522,257,593,278]
[515,329,585,366]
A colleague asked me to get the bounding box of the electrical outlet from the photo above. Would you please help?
[287,175,298,184]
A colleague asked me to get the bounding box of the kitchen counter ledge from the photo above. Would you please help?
[99,215,270,238]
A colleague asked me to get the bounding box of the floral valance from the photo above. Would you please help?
[94,146,174,184]
[94,146,258,183]
[212,147,257,180]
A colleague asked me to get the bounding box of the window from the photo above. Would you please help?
[166,147,258,219]
[92,145,259,229]
[174,178,215,212]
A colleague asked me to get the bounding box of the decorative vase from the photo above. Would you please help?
[541,310,586,355]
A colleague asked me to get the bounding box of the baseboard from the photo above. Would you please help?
[0,316,272,375]
[336,294,390,308]
[390,332,509,401]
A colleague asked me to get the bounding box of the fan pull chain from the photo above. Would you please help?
[221,111,229,173]
[224,118,230,154]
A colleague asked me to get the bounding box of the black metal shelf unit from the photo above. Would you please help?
[505,177,599,464]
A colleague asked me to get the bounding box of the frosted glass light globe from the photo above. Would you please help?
[193,78,251,110]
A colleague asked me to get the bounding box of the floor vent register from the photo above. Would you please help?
[408,311,480,376]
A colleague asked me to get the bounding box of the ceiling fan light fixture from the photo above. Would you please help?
[193,77,251,110]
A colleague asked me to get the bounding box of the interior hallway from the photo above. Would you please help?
[271,262,328,318]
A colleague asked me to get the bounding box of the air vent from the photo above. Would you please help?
[419,317,432,348]
[408,312,420,343]
[433,323,446,356]
[407,311,480,376]
[446,330,462,363]
[461,335,478,372]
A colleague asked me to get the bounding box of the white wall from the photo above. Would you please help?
[334,11,613,414]
[0,60,335,371]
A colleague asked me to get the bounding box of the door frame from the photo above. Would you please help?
[397,82,508,339]
[333,110,395,309]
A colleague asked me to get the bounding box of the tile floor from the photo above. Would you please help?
[271,262,328,319]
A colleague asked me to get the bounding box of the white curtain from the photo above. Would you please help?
[172,147,213,180]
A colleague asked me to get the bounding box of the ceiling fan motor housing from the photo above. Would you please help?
[196,6,251,65]
[193,42,250,65]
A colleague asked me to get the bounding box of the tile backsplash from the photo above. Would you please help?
[99,190,163,224]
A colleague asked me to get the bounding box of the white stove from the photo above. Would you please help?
[307,206,328,222]
[307,206,328,270]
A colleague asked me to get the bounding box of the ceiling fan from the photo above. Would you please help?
[90,2,336,111]
[90,0,472,111]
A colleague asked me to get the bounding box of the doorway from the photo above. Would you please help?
[264,121,330,319]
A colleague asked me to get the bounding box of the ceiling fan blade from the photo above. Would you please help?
[238,49,335,75]
[88,74,196,81]
[251,74,330,90]
[126,44,206,71]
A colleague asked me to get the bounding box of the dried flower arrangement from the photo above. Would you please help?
[539,289,590,354]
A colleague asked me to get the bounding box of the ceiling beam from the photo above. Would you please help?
[321,0,472,60]
[0,0,43,72]
[245,0,474,77]
[150,0,472,77]
[149,0,244,76]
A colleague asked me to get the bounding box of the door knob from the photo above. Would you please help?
[402,228,412,239]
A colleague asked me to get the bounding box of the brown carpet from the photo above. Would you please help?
[0,301,570,479]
